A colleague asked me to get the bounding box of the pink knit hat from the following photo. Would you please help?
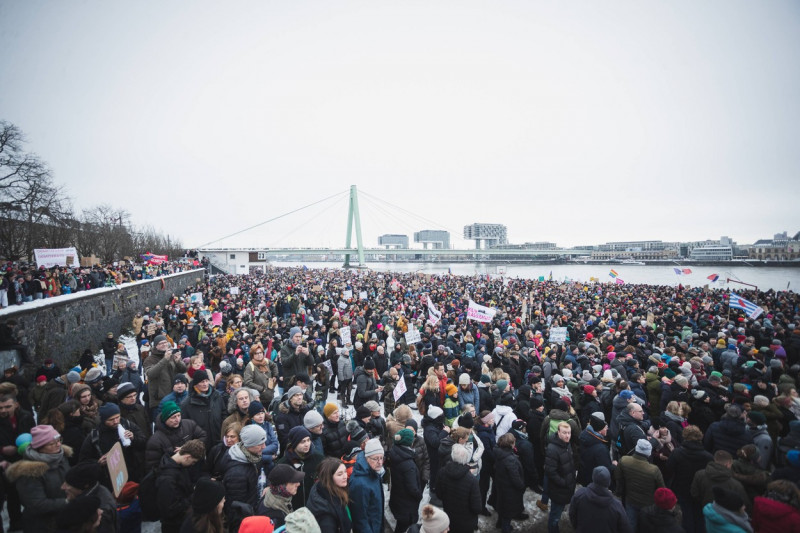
[31,425,60,449]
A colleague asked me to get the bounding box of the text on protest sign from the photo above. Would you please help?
[339,327,352,346]
[106,442,129,497]
[467,300,497,323]
[404,329,422,344]
[393,376,407,402]
[34,247,79,268]
[549,327,567,344]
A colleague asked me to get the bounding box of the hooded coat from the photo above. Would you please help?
[388,444,422,523]
[145,416,207,470]
[492,446,526,517]
[348,451,384,533]
[568,482,631,533]
[544,433,577,505]
[180,387,224,450]
[704,417,755,455]
[6,446,72,533]
[435,460,482,533]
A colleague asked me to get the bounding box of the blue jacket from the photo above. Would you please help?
[251,421,280,464]
[348,452,383,533]
[703,502,752,533]
[458,382,480,414]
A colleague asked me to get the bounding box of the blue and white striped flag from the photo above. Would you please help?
[729,293,763,319]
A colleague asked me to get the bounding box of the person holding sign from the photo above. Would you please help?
[5,424,70,533]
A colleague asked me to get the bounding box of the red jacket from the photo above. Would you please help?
[752,496,800,533]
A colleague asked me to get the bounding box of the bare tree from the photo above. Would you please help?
[79,205,134,263]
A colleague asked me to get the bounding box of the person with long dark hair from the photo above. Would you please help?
[179,478,225,533]
[305,457,352,533]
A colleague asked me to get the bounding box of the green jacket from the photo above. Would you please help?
[616,454,664,507]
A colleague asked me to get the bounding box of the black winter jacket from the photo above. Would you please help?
[544,434,576,504]
[664,439,713,497]
[305,481,352,533]
[436,460,482,533]
[577,428,614,487]
[156,454,195,528]
[145,417,207,470]
[321,419,350,459]
[493,446,526,517]
[510,428,538,490]
[704,416,754,455]
[180,389,224,450]
[388,444,422,521]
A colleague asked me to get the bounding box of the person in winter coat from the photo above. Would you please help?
[353,359,382,409]
[220,387,258,438]
[337,346,355,407]
[474,410,496,513]
[144,335,187,420]
[616,439,665,531]
[156,439,206,533]
[305,457,352,533]
[116,382,151,439]
[436,443,482,533]
[178,478,226,533]
[220,425,267,531]
[274,426,324,511]
[256,464,306,529]
[320,403,350,459]
[569,466,632,533]
[180,370,225,451]
[691,450,749,511]
[246,402,280,473]
[704,404,754,456]
[274,386,312,451]
[280,327,315,386]
[78,404,147,487]
[348,439,385,533]
[638,487,685,533]
[577,414,615,487]
[6,425,70,533]
[703,486,754,533]
[665,425,714,533]
[145,401,207,470]
[386,404,413,448]
[389,429,423,533]
[509,419,538,492]
[422,405,450,498]
[751,479,800,532]
[457,373,480,414]
[544,422,577,533]
[493,432,527,533]
[243,343,278,407]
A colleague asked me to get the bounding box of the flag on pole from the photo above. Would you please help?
[729,293,763,319]
[548,271,553,281]
[673,268,682,275]
[538,276,545,282]
[615,278,625,285]
[467,300,497,323]
[682,268,692,274]
[427,296,442,326]
[609,270,618,278]
[707,274,719,282]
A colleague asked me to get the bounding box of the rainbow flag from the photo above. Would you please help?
[609,270,618,278]
[707,274,719,282]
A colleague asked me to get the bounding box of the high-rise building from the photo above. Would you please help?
[378,234,409,248]
[463,223,507,249]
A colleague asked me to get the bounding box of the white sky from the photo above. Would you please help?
[1,1,798,250]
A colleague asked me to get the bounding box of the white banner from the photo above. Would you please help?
[34,247,78,268]
[405,328,421,344]
[427,296,442,326]
[359,291,368,300]
[393,375,407,401]
[549,327,567,344]
[467,300,496,323]
[343,290,353,299]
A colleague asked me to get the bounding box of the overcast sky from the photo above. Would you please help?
[1,1,798,251]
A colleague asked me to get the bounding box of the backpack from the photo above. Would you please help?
[547,417,563,438]
[137,468,160,521]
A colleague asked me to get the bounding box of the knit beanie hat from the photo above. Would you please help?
[84,367,103,384]
[346,420,368,443]
[323,403,339,419]
[364,358,375,370]
[286,386,304,400]
[445,383,458,397]
[420,504,450,533]
[582,385,595,396]
[405,419,418,431]
[427,406,444,420]
[458,413,475,429]
[284,507,321,533]
[394,428,415,447]
[247,401,265,418]
[153,334,168,346]
[589,414,607,432]
[240,425,267,448]
[459,373,471,386]
[239,516,275,533]
[592,466,611,488]
[65,462,102,490]
[98,403,120,424]
[191,369,209,386]
[654,487,677,510]
[635,439,652,457]
[496,379,508,392]
[289,326,302,339]
[356,405,371,419]
[364,438,384,458]
[303,410,324,429]
[116,382,137,399]
[287,426,312,449]
[191,478,226,514]
[161,401,181,422]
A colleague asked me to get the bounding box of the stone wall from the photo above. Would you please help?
[0,269,205,371]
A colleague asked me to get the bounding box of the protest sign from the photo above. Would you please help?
[359,291,368,300]
[229,287,239,295]
[34,247,78,268]
[189,292,203,304]
[106,442,128,497]
[394,377,407,402]
[340,327,352,346]
[549,327,567,343]
[343,290,353,299]
[467,300,496,323]
[405,329,421,344]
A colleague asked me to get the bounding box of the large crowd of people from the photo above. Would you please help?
[0,257,206,308]
[1,265,800,533]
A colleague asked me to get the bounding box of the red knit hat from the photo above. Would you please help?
[654,487,677,510]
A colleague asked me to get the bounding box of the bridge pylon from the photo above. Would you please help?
[343,185,366,269]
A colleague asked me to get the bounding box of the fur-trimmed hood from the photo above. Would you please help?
[5,445,73,482]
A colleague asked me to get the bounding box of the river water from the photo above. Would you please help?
[276,261,800,292]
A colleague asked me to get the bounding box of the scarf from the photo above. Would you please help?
[25,447,65,467]
[264,485,294,515]
[80,400,99,421]
[252,357,268,373]
[237,443,262,464]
